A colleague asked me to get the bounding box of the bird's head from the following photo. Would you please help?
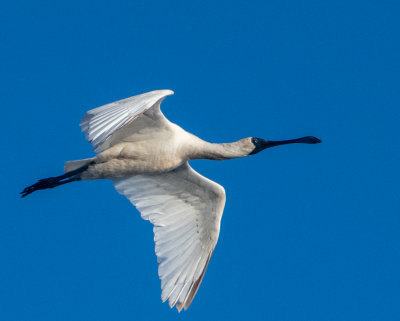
[249,136,322,155]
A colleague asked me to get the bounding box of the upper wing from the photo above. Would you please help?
[112,163,226,312]
[80,89,174,152]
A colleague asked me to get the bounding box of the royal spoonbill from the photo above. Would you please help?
[21,89,321,311]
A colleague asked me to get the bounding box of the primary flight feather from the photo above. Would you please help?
[21,89,321,311]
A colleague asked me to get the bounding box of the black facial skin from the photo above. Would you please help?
[249,136,322,155]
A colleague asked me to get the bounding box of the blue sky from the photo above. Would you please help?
[1,0,399,320]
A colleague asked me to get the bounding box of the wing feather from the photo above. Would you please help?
[112,163,226,311]
[80,89,174,152]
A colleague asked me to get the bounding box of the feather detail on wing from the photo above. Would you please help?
[80,89,174,152]
[112,163,226,311]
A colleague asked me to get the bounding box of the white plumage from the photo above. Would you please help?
[79,90,226,311]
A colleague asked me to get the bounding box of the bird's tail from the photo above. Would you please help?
[64,158,94,173]
[20,161,95,198]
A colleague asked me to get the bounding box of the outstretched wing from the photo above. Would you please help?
[112,163,226,311]
[80,89,174,152]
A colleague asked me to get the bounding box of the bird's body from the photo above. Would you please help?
[80,134,187,179]
[78,123,254,180]
[22,89,321,312]
[80,137,255,179]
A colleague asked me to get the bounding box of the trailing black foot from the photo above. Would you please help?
[20,177,76,198]
[21,161,94,198]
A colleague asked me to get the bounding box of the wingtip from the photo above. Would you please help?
[176,303,183,313]
[159,89,174,96]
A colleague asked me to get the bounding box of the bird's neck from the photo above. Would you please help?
[188,139,251,161]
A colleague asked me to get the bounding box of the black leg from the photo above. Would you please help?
[20,177,78,198]
[20,161,94,198]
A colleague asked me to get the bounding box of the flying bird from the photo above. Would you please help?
[21,90,321,311]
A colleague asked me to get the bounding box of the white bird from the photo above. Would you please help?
[21,89,321,311]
